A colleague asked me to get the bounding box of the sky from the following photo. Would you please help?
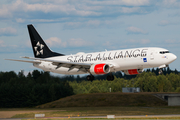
[0,0,180,75]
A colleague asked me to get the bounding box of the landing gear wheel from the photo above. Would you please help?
[107,75,114,81]
[86,75,94,81]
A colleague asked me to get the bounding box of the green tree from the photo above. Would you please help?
[157,75,172,92]
[167,73,180,91]
[89,86,100,93]
[175,87,180,92]
[110,77,123,92]
[32,70,41,79]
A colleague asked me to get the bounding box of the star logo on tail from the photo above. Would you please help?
[34,41,44,56]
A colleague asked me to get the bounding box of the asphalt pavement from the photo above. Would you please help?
[1,114,180,119]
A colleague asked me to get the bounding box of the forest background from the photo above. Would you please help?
[0,67,180,108]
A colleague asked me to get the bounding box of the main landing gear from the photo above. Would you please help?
[107,75,114,81]
[86,75,94,81]
[107,73,114,81]
[86,73,114,81]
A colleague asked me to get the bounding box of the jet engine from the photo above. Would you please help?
[90,63,110,75]
[123,69,144,75]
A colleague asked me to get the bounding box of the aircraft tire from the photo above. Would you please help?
[86,75,94,81]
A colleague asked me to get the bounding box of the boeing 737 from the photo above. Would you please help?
[6,24,177,81]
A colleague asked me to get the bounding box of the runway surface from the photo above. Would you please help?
[44,114,180,118]
[1,114,180,120]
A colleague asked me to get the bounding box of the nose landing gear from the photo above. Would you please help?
[159,69,163,75]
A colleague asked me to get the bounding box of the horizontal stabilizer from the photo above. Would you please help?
[5,59,41,64]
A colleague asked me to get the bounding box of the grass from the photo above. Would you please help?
[36,92,167,108]
[12,106,180,118]
[3,92,180,119]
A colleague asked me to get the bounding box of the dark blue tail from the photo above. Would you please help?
[27,24,64,58]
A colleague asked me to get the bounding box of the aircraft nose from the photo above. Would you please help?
[174,54,177,60]
[169,53,177,63]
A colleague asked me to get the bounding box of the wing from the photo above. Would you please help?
[22,57,92,72]
[6,57,115,73]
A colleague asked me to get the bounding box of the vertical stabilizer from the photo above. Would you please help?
[27,24,64,58]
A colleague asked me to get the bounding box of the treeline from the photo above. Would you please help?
[0,70,74,108]
[0,68,179,108]
[69,72,180,94]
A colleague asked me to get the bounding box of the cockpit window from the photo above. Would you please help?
[160,51,169,54]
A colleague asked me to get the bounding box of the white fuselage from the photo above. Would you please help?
[34,47,177,75]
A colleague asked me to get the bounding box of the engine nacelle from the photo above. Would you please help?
[123,69,144,75]
[90,63,110,75]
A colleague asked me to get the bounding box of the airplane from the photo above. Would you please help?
[6,24,177,81]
